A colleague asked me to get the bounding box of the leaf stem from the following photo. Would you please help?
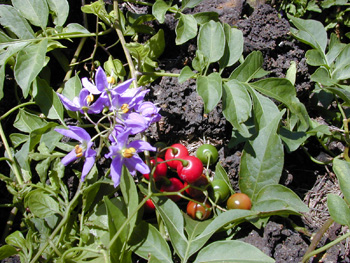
[0,102,36,121]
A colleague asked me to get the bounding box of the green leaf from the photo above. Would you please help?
[62,75,82,101]
[9,133,28,148]
[5,231,26,250]
[286,61,297,85]
[33,77,64,122]
[0,245,18,260]
[0,5,35,39]
[251,78,310,131]
[152,0,171,24]
[192,50,208,73]
[25,190,60,218]
[333,44,350,80]
[239,111,285,201]
[229,51,263,82]
[323,86,350,106]
[184,213,213,240]
[181,0,204,9]
[14,109,47,133]
[179,66,195,83]
[145,29,165,60]
[198,20,225,63]
[254,184,308,213]
[310,67,335,86]
[326,33,346,65]
[288,15,327,53]
[305,49,327,67]
[194,240,274,263]
[332,158,350,203]
[176,13,197,45]
[222,80,252,137]
[220,24,243,69]
[120,166,139,239]
[196,72,222,113]
[327,194,350,227]
[215,162,235,194]
[188,209,255,258]
[129,221,173,262]
[56,23,90,35]
[14,39,48,98]
[12,0,49,30]
[279,128,308,152]
[193,12,219,25]
[47,0,69,26]
[151,195,188,260]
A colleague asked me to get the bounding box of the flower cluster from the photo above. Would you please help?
[55,67,161,187]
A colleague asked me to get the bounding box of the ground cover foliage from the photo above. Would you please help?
[1,0,350,262]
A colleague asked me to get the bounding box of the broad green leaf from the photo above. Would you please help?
[215,162,235,194]
[310,67,335,86]
[192,49,208,73]
[129,221,173,263]
[0,5,35,39]
[9,133,28,148]
[239,111,285,201]
[62,75,82,101]
[323,86,350,106]
[181,0,204,9]
[104,56,126,79]
[332,158,350,203]
[305,49,327,66]
[246,85,280,130]
[55,23,90,35]
[196,72,222,113]
[40,125,63,152]
[81,1,111,26]
[327,33,346,65]
[251,200,302,217]
[279,128,308,152]
[184,213,213,240]
[0,245,18,260]
[327,194,350,227]
[47,0,69,26]
[229,51,263,82]
[120,166,139,239]
[222,80,252,137]
[288,15,327,53]
[254,184,308,213]
[219,24,243,69]
[198,20,225,63]
[5,231,26,250]
[187,209,255,259]
[12,0,49,30]
[14,109,47,133]
[14,39,48,98]
[33,77,64,122]
[104,196,128,263]
[333,44,350,80]
[151,195,188,260]
[193,12,219,25]
[35,157,52,184]
[25,190,60,218]
[145,29,165,60]
[251,78,310,131]
[286,61,297,85]
[175,13,197,45]
[179,66,195,83]
[194,240,274,263]
[152,0,171,24]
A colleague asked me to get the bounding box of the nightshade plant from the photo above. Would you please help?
[0,0,345,262]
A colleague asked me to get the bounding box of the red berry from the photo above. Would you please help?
[164,143,189,169]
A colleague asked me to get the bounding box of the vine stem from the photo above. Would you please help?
[30,181,84,263]
[113,0,138,86]
[0,101,36,121]
[0,122,23,185]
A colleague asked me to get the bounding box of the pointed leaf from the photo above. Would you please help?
[198,20,225,63]
[0,245,18,260]
[33,77,64,122]
[129,221,173,262]
[179,66,195,83]
[12,0,49,29]
[194,240,274,263]
[14,109,47,133]
[214,162,235,194]
[47,0,69,26]
[222,79,252,137]
[327,194,350,227]
[332,158,350,203]
[151,195,188,260]
[229,51,263,82]
[220,23,243,69]
[62,75,82,101]
[14,39,48,98]
[239,111,285,201]
[196,72,222,113]
[175,13,197,45]
[152,0,171,24]
[182,0,204,9]
[0,5,35,39]
[25,190,60,218]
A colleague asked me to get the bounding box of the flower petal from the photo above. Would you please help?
[113,78,134,94]
[110,156,123,187]
[55,126,91,142]
[81,156,95,181]
[129,140,156,153]
[82,77,100,94]
[56,93,81,111]
[124,154,150,175]
[95,67,109,92]
[124,113,148,134]
[61,149,78,166]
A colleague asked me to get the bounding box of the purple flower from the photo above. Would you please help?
[55,126,96,181]
[81,67,109,95]
[136,101,161,124]
[105,128,156,187]
[57,88,104,114]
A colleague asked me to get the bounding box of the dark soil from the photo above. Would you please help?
[1,1,350,262]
